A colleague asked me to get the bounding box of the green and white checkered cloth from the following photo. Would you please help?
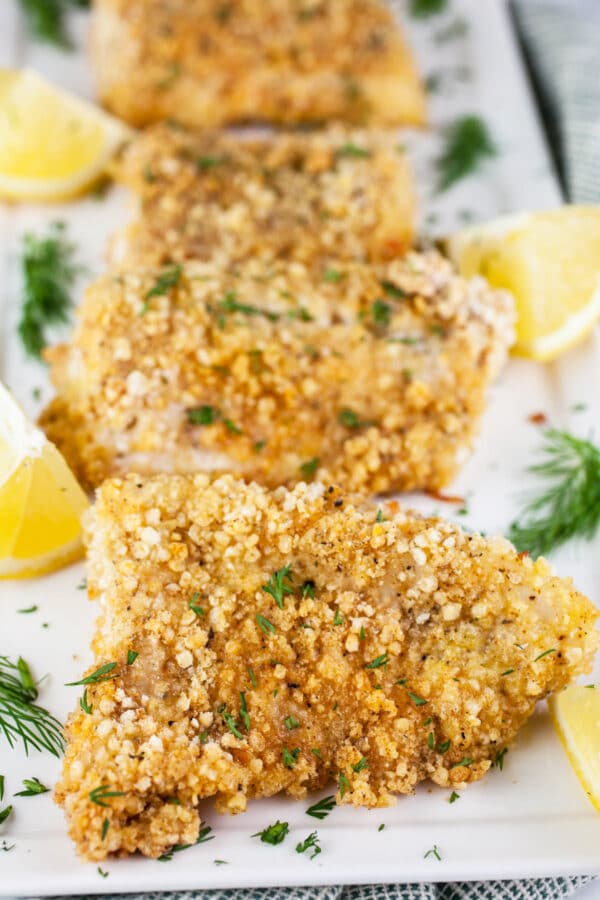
[18,3,600,899]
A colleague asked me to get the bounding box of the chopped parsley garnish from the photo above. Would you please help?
[143,264,182,310]
[126,650,138,666]
[247,666,257,688]
[262,566,294,609]
[79,688,93,716]
[197,155,225,170]
[408,691,428,707]
[17,605,38,614]
[359,626,366,641]
[450,757,473,769]
[301,580,316,599]
[371,299,392,328]
[375,509,385,523]
[253,820,289,845]
[282,747,300,769]
[14,776,49,796]
[215,290,279,323]
[493,748,508,771]
[437,739,451,753]
[187,405,219,425]
[221,707,244,740]
[424,844,442,861]
[449,791,460,804]
[17,0,90,49]
[300,457,320,479]
[336,144,371,159]
[323,268,344,283]
[189,592,205,617]
[380,281,407,300]
[436,115,496,192]
[66,662,117,686]
[311,748,323,760]
[410,0,447,17]
[97,867,109,879]
[333,609,345,626]
[508,431,600,558]
[338,408,373,429]
[254,440,267,453]
[427,732,435,750]
[158,826,214,860]
[338,772,350,799]
[239,692,250,731]
[223,417,242,434]
[365,653,389,670]
[0,806,13,826]
[296,830,321,859]
[18,222,82,358]
[378,824,385,831]
[284,716,299,731]
[101,818,109,840]
[0,655,65,756]
[352,757,369,773]
[89,785,125,807]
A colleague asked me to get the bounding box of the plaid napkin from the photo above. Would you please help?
[513,0,600,203]
[13,3,599,900]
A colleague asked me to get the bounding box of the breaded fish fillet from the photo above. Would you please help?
[40,251,515,493]
[109,124,416,267]
[55,473,599,860]
[92,0,426,129]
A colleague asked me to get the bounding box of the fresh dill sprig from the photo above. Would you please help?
[410,0,448,17]
[0,656,64,757]
[18,0,89,49]
[19,222,82,359]
[508,430,600,558]
[436,115,496,192]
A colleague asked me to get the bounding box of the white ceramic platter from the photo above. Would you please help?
[1,0,600,894]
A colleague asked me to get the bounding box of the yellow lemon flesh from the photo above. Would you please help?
[549,685,600,813]
[447,206,600,362]
[0,68,131,202]
[0,382,88,578]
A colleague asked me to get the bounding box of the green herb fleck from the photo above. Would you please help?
[262,566,294,609]
[252,820,289,845]
[300,457,320,479]
[66,662,117,686]
[89,785,125,807]
[436,116,496,192]
[296,830,321,859]
[18,222,82,358]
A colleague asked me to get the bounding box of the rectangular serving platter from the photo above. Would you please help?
[2,0,600,893]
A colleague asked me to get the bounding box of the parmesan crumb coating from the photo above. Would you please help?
[92,0,426,129]
[55,473,599,861]
[109,124,416,267]
[40,251,515,493]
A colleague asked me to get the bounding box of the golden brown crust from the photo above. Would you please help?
[55,473,599,860]
[40,251,515,493]
[110,124,417,267]
[91,0,426,128]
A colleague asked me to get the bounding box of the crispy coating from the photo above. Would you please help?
[40,251,515,493]
[92,0,426,129]
[55,473,599,860]
[109,124,417,267]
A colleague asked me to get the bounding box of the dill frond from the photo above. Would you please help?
[0,656,65,757]
[508,430,600,558]
[18,0,89,49]
[18,222,82,359]
[410,0,448,17]
[436,115,496,192]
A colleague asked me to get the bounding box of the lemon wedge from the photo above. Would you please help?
[0,68,131,202]
[447,206,600,362]
[549,685,600,813]
[0,383,88,579]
